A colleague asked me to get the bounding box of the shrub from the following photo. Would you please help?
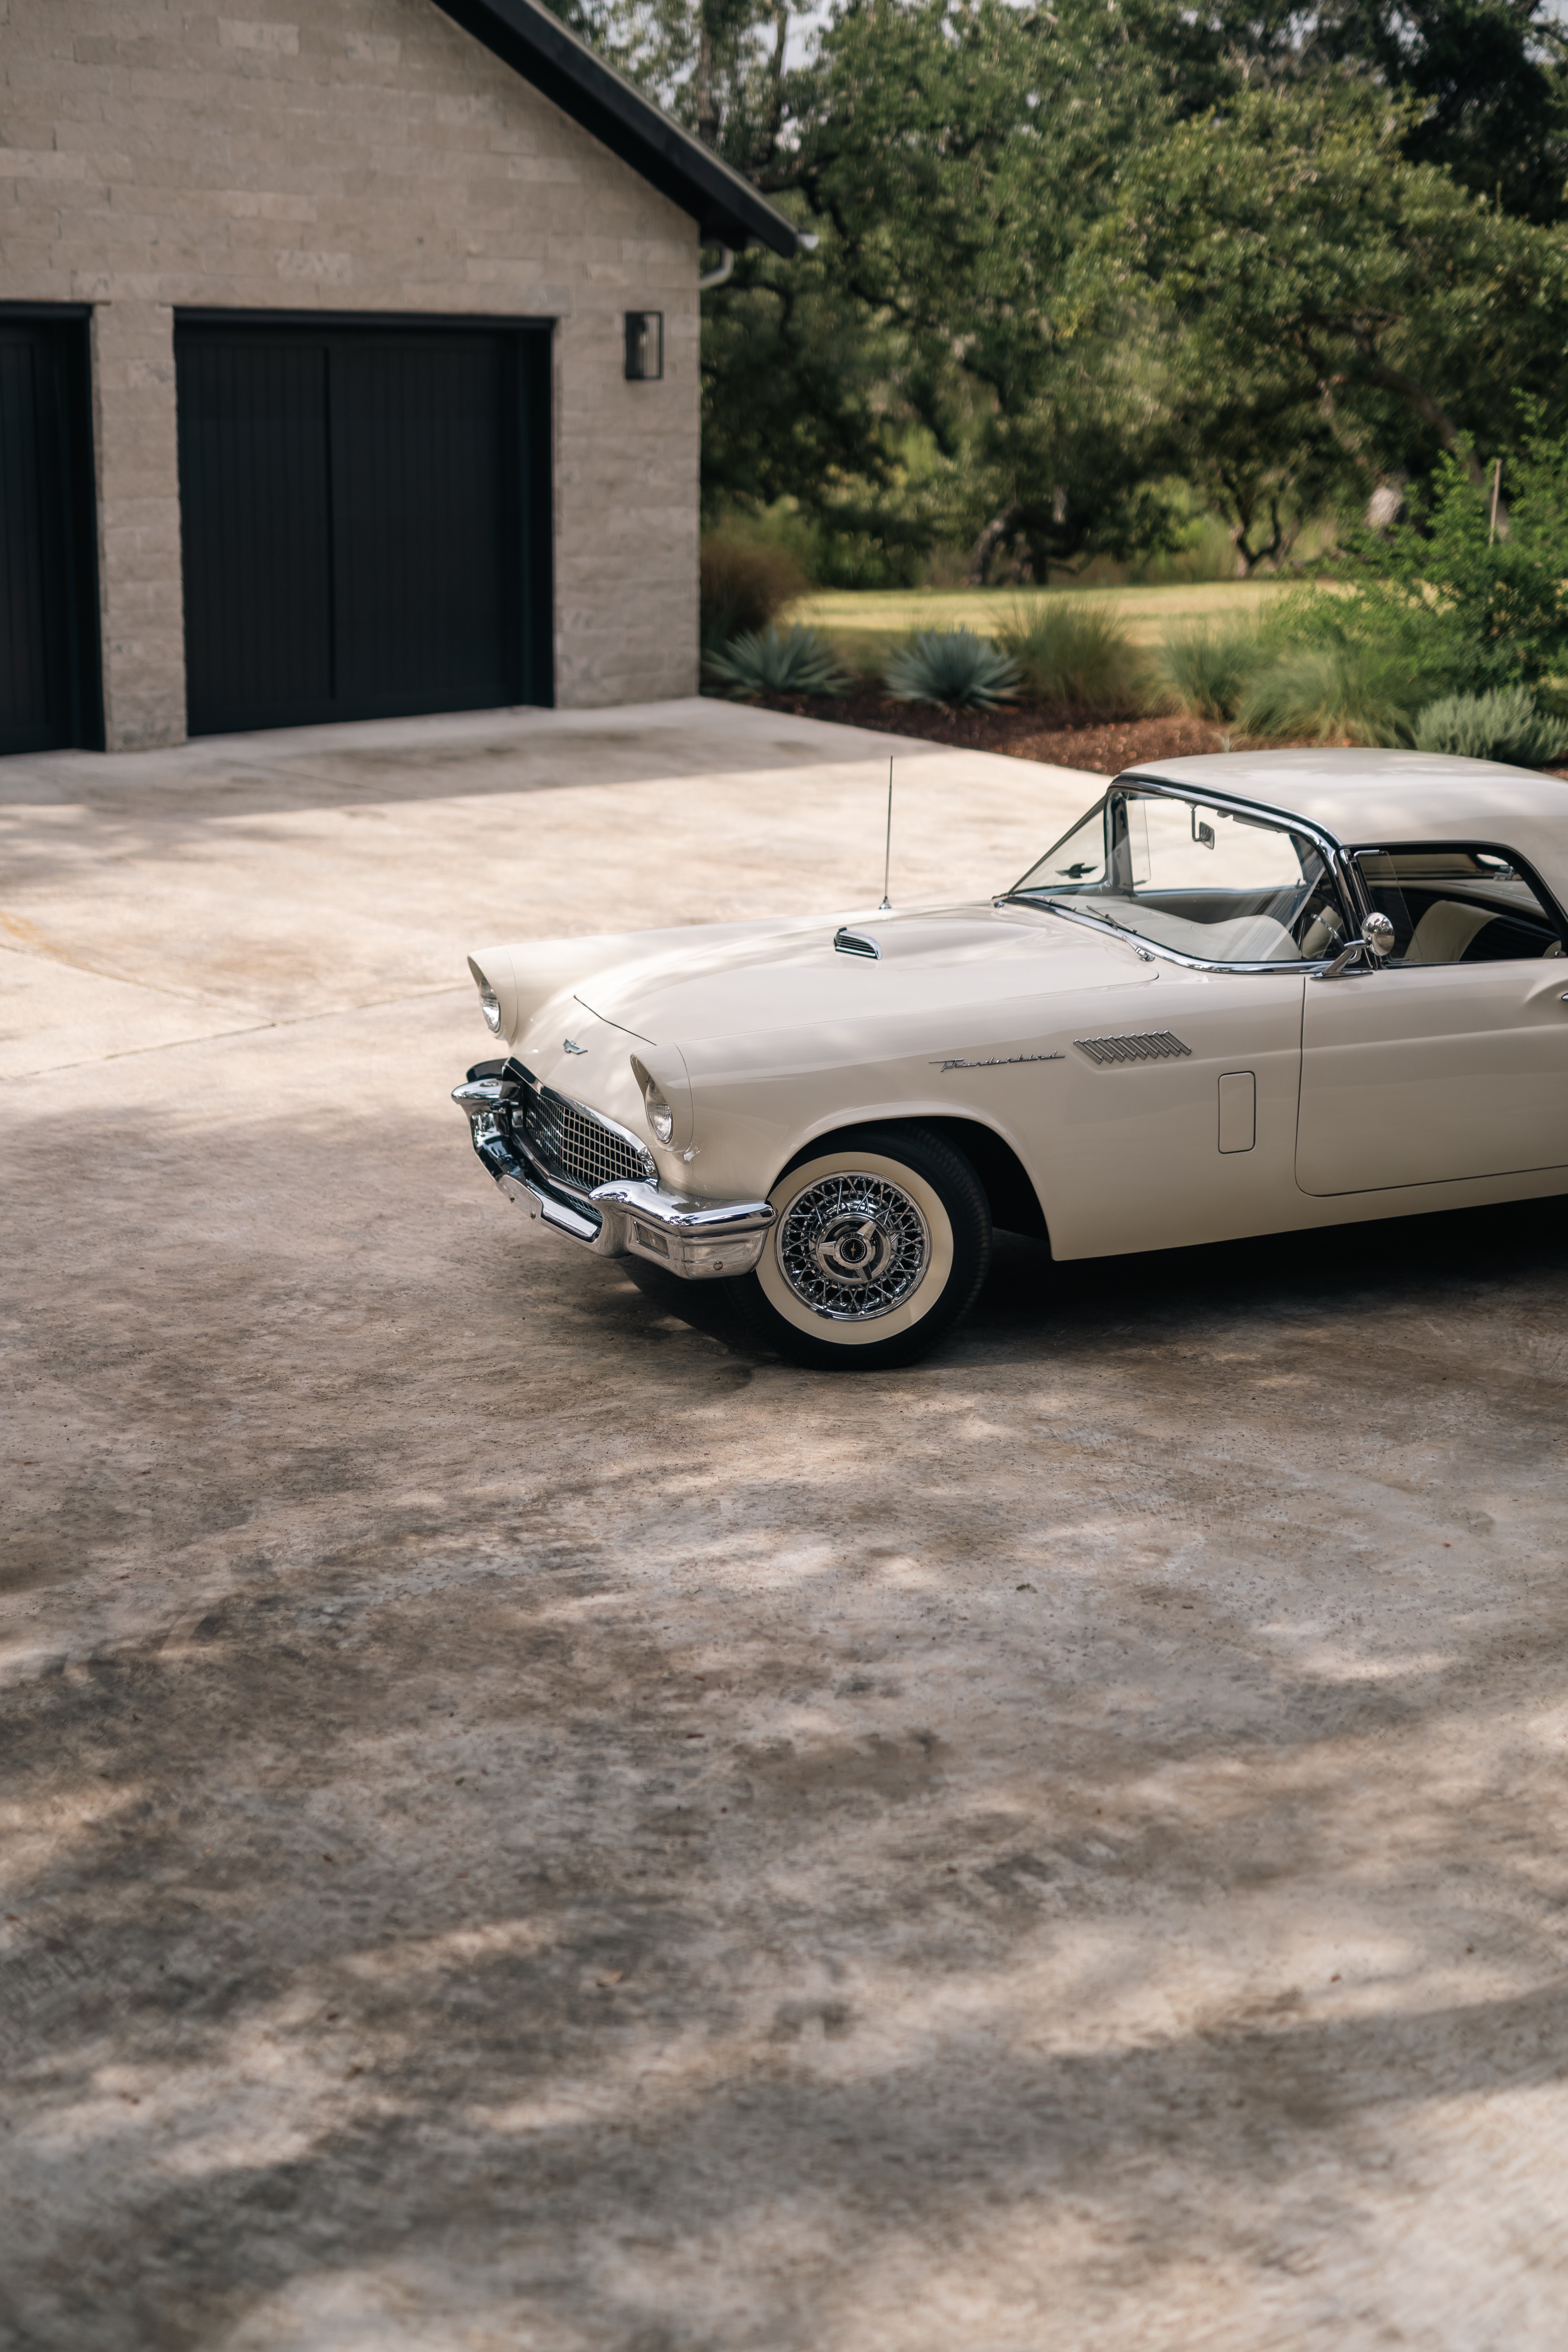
[699,531,807,650]
[1235,639,1431,745]
[703,624,849,700]
[1133,512,1245,586]
[1412,687,1568,766]
[884,629,1020,710]
[994,599,1148,714]
[1157,621,1271,721]
[1280,419,1568,700]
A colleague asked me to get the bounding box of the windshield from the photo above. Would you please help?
[1010,788,1348,966]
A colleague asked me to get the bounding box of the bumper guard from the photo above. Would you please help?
[452,1067,774,1281]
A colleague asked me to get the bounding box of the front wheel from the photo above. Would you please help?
[726,1125,992,1370]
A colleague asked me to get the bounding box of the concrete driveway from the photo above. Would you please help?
[4,699,1568,2350]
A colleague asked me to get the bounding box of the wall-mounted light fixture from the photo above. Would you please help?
[624,311,663,382]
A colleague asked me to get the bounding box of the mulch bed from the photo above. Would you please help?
[752,686,1265,774]
[750,687,1568,780]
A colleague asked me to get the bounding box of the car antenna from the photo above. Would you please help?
[880,755,894,911]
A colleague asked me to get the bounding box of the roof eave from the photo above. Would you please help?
[431,0,803,258]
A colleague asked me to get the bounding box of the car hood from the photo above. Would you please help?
[548,900,1147,1051]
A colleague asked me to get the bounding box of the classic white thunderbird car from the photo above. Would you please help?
[454,750,1568,1368]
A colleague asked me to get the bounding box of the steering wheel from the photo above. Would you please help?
[1295,895,1346,960]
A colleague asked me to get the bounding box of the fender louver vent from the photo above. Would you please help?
[1075,1031,1192,1065]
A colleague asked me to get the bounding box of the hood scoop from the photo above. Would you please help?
[826,910,1042,967]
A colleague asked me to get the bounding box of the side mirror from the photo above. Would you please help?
[1314,913,1398,980]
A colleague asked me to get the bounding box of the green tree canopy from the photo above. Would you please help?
[1078,87,1568,540]
[552,0,1568,577]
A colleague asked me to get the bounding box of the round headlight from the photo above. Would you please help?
[631,1056,675,1145]
[478,985,502,1036]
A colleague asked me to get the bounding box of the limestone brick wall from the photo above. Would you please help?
[0,0,701,747]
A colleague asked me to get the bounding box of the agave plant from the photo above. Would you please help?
[704,623,848,699]
[884,629,1020,710]
[1412,687,1568,767]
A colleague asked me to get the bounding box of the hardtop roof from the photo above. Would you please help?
[1116,749,1568,882]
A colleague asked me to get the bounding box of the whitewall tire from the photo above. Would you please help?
[728,1125,992,1370]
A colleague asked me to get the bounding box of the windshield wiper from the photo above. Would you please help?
[1000,889,1095,915]
[1002,891,1148,940]
[1043,896,1132,932]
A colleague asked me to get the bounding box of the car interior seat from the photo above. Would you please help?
[1404,901,1497,964]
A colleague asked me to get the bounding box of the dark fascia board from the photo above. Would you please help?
[430,0,802,257]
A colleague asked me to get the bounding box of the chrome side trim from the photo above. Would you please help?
[834,926,881,960]
[931,1051,1064,1071]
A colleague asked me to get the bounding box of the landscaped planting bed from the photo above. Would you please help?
[749,684,1292,773]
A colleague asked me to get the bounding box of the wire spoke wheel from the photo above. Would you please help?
[726,1126,995,1370]
[777,1171,930,1322]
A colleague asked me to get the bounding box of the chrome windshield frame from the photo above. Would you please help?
[998,774,1367,977]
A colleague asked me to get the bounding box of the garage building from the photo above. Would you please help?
[0,0,798,753]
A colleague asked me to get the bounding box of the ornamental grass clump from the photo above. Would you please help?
[1412,687,1568,766]
[704,623,849,699]
[1234,637,1431,746]
[995,598,1148,714]
[1157,620,1271,722]
[884,628,1019,710]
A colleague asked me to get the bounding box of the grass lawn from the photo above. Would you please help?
[787,577,1301,672]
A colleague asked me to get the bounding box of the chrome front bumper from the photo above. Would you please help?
[452,1063,774,1281]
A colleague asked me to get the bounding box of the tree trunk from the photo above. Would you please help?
[967,502,1024,588]
[1365,477,1406,533]
[694,7,720,150]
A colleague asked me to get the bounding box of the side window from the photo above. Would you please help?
[1355,847,1566,965]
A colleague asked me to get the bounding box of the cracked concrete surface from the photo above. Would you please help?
[4,699,1568,2350]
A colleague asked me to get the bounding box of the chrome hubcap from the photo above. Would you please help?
[777,1172,930,1322]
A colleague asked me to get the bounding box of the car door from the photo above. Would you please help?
[1025,960,1309,1257]
[1000,786,1346,1258]
[1297,842,1568,1194]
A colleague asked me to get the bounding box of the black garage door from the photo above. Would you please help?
[175,317,552,737]
[0,310,102,756]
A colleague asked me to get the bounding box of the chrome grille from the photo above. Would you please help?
[518,1088,649,1194]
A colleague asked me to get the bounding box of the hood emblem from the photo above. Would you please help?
[562,1037,588,1055]
[932,1051,1064,1072]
